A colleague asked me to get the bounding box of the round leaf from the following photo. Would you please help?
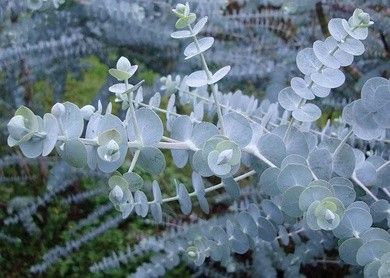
[259,167,281,197]
[123,172,143,192]
[277,164,313,192]
[257,217,277,241]
[299,185,333,211]
[42,113,59,156]
[311,68,345,89]
[281,186,305,218]
[328,18,348,41]
[257,133,286,167]
[308,148,332,180]
[61,102,84,139]
[333,208,373,238]
[177,183,192,215]
[296,48,322,75]
[237,211,258,240]
[222,112,252,147]
[171,30,191,39]
[127,108,163,146]
[290,77,315,100]
[186,70,208,88]
[281,154,307,169]
[184,37,214,60]
[356,240,390,266]
[209,66,230,84]
[192,17,208,35]
[61,139,87,168]
[278,87,301,111]
[339,238,363,265]
[137,147,166,175]
[222,177,240,199]
[292,103,321,122]
[333,144,355,178]
[339,37,365,56]
[134,190,149,217]
[313,40,341,69]
[191,122,218,148]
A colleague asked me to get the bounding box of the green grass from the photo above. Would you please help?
[31,56,108,110]
[64,56,109,106]
[317,107,342,128]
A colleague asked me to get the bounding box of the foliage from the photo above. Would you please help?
[1,1,389,277]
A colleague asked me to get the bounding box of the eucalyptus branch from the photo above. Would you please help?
[187,24,226,134]
[377,160,390,172]
[176,86,259,125]
[128,150,140,173]
[352,173,379,202]
[333,129,354,157]
[243,145,276,168]
[5,6,388,277]
[124,79,142,142]
[281,17,372,141]
[382,187,390,199]
[131,98,196,121]
[159,170,256,204]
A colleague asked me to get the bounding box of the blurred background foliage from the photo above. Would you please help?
[0,0,388,277]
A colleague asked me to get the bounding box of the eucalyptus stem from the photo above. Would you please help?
[126,141,196,151]
[124,79,142,143]
[283,114,294,142]
[283,99,306,142]
[162,136,179,143]
[210,84,226,134]
[58,136,97,146]
[155,141,198,151]
[244,145,276,168]
[377,160,390,172]
[333,129,354,157]
[128,150,140,173]
[176,86,258,124]
[187,24,225,135]
[131,98,188,120]
[159,170,256,204]
[275,227,305,241]
[381,187,390,199]
[352,173,379,201]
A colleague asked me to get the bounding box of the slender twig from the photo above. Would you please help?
[128,150,140,173]
[381,187,390,199]
[187,23,226,134]
[333,129,353,157]
[352,173,379,201]
[377,160,390,172]
[282,22,363,141]
[125,79,142,143]
[243,145,276,168]
[176,86,260,125]
[275,227,305,241]
[159,170,256,204]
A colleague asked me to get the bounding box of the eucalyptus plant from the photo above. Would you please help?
[6,2,390,277]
